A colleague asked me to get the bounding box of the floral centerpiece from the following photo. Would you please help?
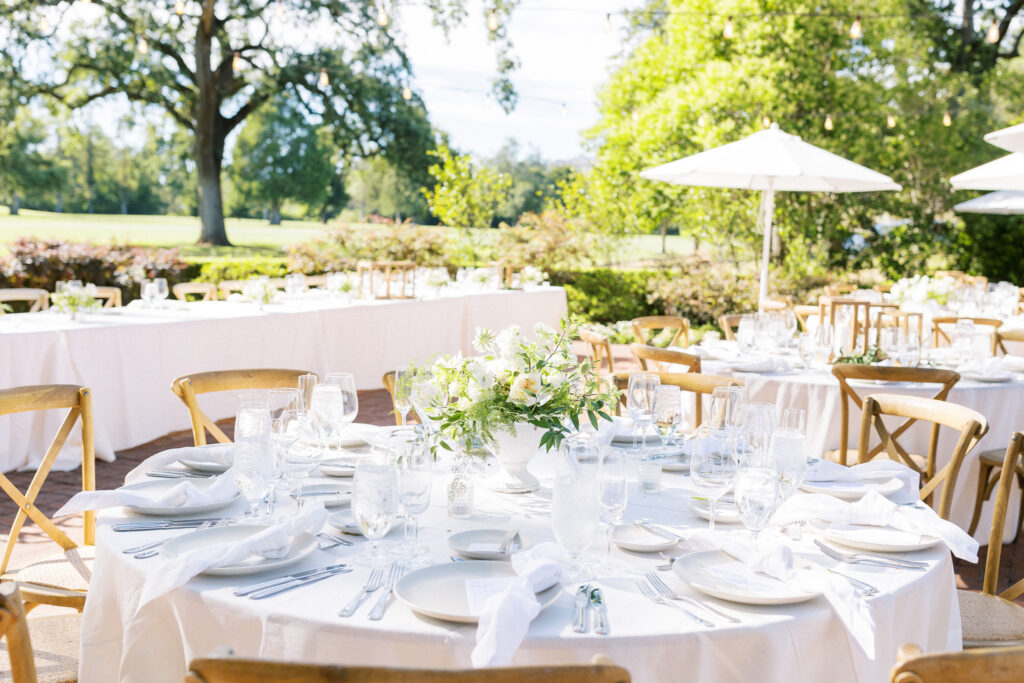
[50,284,101,320]
[239,277,279,308]
[415,317,618,492]
[468,267,498,288]
[421,268,451,291]
[889,275,956,307]
[325,271,356,297]
[519,265,549,288]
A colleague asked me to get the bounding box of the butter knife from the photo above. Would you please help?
[233,564,348,596]
[589,587,609,635]
[634,521,684,542]
[571,585,589,633]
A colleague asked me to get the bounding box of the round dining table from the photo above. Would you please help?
[78,447,960,683]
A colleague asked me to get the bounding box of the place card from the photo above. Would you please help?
[464,576,517,614]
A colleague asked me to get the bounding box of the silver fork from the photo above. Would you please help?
[338,567,385,617]
[636,580,714,628]
[132,520,217,558]
[814,539,927,570]
[368,562,404,621]
[317,532,354,549]
[644,572,739,623]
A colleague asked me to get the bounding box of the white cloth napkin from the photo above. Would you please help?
[55,473,239,516]
[1000,354,1024,372]
[125,443,234,483]
[136,504,328,608]
[591,416,632,446]
[776,491,979,562]
[805,460,919,504]
[471,542,562,668]
[727,357,791,374]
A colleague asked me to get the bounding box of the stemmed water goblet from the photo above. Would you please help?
[325,372,359,426]
[735,465,781,544]
[626,372,660,453]
[552,469,600,582]
[769,408,807,501]
[267,388,302,422]
[309,384,344,454]
[392,429,432,565]
[393,368,414,426]
[742,403,775,466]
[691,427,738,532]
[272,408,317,512]
[596,445,628,574]
[153,278,169,305]
[353,458,399,567]
[654,385,683,453]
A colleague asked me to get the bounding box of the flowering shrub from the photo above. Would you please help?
[889,274,956,306]
[495,211,601,271]
[287,223,453,272]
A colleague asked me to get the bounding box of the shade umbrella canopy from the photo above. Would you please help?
[953,190,1024,215]
[984,122,1024,154]
[639,124,901,305]
[949,153,1024,191]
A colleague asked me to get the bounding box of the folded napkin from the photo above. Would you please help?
[805,460,919,504]
[776,490,978,562]
[590,416,632,446]
[727,357,791,374]
[137,504,328,608]
[1000,354,1024,373]
[125,443,234,483]
[688,530,876,658]
[55,473,239,516]
[472,542,562,668]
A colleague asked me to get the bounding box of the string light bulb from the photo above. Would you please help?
[402,86,412,101]
[631,111,639,123]
[275,2,283,19]
[38,16,49,32]
[987,20,1000,43]
[604,13,612,34]
[138,37,148,54]
[318,69,329,88]
[377,5,389,27]
[943,110,952,127]
[762,114,771,128]
[886,113,896,128]
[824,113,834,131]
[697,114,706,127]
[232,52,241,70]
[849,15,863,40]
[723,16,735,39]
[487,10,499,32]
[175,0,185,15]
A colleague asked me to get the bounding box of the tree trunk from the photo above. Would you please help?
[194,0,231,246]
[55,191,62,213]
[10,195,19,215]
[660,221,667,254]
[269,203,282,225]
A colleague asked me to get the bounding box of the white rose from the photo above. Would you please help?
[508,372,542,406]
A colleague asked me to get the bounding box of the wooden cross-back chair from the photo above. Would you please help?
[90,285,122,308]
[761,295,791,312]
[958,432,1024,649]
[995,327,1024,356]
[717,314,745,341]
[630,316,690,348]
[218,279,287,298]
[0,289,49,313]
[824,283,858,297]
[968,426,1024,542]
[185,656,631,683]
[0,385,95,612]
[0,583,37,683]
[858,393,987,520]
[830,364,960,468]
[630,344,701,374]
[873,282,893,294]
[173,282,218,302]
[930,316,1003,352]
[357,261,416,299]
[891,643,1024,682]
[171,369,313,446]
[0,582,81,683]
[876,310,924,342]
[793,304,820,331]
[611,372,740,429]
[578,328,614,375]
[381,371,422,426]
[820,297,895,354]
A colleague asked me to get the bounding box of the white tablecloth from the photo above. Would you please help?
[0,289,567,472]
[79,452,959,683]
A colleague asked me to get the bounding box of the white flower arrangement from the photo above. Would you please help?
[469,267,498,287]
[519,265,549,287]
[50,284,101,317]
[422,268,451,289]
[325,272,356,294]
[240,278,279,306]
[413,317,618,453]
[889,275,956,306]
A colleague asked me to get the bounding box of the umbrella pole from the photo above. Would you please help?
[758,187,775,310]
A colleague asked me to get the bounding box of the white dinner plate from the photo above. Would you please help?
[659,448,690,472]
[673,550,820,605]
[688,498,740,524]
[448,529,532,560]
[161,524,317,576]
[300,482,352,508]
[394,560,561,623]
[822,525,941,553]
[800,477,903,500]
[119,478,240,516]
[611,524,679,552]
[961,372,1013,384]
[319,457,359,478]
[178,457,231,474]
[327,510,400,537]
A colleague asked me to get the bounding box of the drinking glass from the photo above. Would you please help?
[736,314,756,355]
[297,373,318,409]
[141,281,160,307]
[709,385,745,432]
[395,431,432,562]
[277,409,321,505]
[270,408,304,512]
[798,332,816,367]
[754,313,777,353]
[636,458,662,493]
[267,388,302,422]
[735,466,781,542]
[393,368,414,426]
[691,428,737,532]
[597,445,628,573]
[742,403,775,466]
[552,470,599,581]
[309,384,344,453]
[626,372,660,452]
[325,372,359,425]
[235,406,270,440]
[770,408,807,501]
[353,459,399,567]
[782,310,798,341]
[899,332,921,368]
[237,391,267,410]
[284,273,306,296]
[153,277,169,302]
[654,385,682,450]
[816,324,834,363]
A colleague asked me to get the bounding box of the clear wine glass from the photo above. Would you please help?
[626,372,660,453]
[393,368,414,426]
[277,409,321,507]
[267,388,302,422]
[394,430,432,564]
[353,459,399,567]
[552,470,599,582]
[309,384,344,454]
[297,373,318,410]
[141,281,159,308]
[654,385,682,452]
[597,445,628,574]
[235,405,270,441]
[770,408,807,501]
[742,403,775,466]
[154,277,169,303]
[816,324,834,363]
[798,332,816,368]
[325,372,359,425]
[691,428,738,532]
[735,466,781,543]
[736,314,756,355]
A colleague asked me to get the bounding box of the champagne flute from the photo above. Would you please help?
[325,372,359,425]
[552,470,599,582]
[770,408,807,501]
[393,368,414,426]
[742,403,775,466]
[309,384,344,454]
[735,466,780,543]
[353,459,399,567]
[626,372,660,453]
[597,445,628,574]
[297,373,318,410]
[394,430,432,564]
[691,428,737,532]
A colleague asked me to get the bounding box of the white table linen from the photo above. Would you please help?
[0,289,567,472]
[80,450,959,683]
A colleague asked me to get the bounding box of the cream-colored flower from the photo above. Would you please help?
[508,372,542,406]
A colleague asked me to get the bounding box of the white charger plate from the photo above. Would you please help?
[394,560,561,623]
[161,524,317,576]
[448,529,532,560]
[822,525,940,553]
[800,477,903,500]
[319,457,359,478]
[120,478,240,516]
[688,498,740,523]
[611,524,678,552]
[327,510,400,537]
[301,482,352,508]
[673,550,820,605]
[178,457,231,474]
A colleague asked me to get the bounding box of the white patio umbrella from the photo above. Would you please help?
[984,122,1024,154]
[639,124,902,306]
[949,153,1024,191]
[953,190,1024,215]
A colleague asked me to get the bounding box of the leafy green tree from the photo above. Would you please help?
[486,139,573,225]
[4,1,519,244]
[0,113,65,215]
[347,156,431,223]
[422,145,513,229]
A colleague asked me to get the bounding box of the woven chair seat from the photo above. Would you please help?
[13,547,94,596]
[959,590,1024,647]
[0,611,81,682]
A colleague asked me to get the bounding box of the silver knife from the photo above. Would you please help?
[571,585,589,633]
[298,489,347,497]
[635,521,684,542]
[589,587,609,635]
[498,530,520,554]
[249,566,352,599]
[233,564,348,596]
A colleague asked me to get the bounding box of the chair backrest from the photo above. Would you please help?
[793,304,819,331]
[630,316,689,348]
[90,285,122,308]
[831,364,960,467]
[931,316,1002,351]
[994,327,1024,356]
[357,261,416,299]
[761,295,791,312]
[859,393,987,519]
[185,658,631,683]
[874,283,893,293]
[935,270,966,279]
[0,288,49,312]
[875,310,924,342]
[891,643,1024,683]
[824,283,858,297]
[612,372,739,428]
[630,344,700,374]
[0,385,95,578]
[578,328,614,375]
[979,432,1024,601]
[173,282,218,302]
[381,371,422,426]
[718,314,744,341]
[171,369,313,445]
[0,583,38,683]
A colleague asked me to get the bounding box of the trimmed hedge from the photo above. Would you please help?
[195,258,290,283]
[550,269,663,324]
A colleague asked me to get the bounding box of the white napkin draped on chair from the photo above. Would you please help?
[54,472,240,516]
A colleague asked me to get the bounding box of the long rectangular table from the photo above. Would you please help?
[0,289,567,472]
